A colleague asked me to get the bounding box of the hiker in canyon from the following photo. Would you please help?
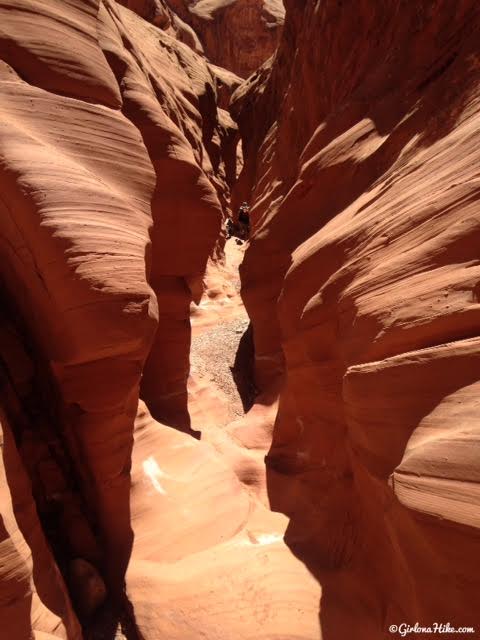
[1,1,480,639]
[238,201,250,239]
[225,202,250,241]
[226,216,235,238]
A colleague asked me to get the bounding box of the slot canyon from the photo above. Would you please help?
[0,1,479,639]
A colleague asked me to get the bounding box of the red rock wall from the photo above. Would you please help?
[115,0,206,54]
[234,0,480,635]
[115,0,285,79]
[164,0,285,78]
[116,0,171,26]
[2,0,480,637]
[0,0,233,631]
[0,411,81,639]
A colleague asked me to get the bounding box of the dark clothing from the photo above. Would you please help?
[238,205,250,238]
[226,218,235,238]
[226,204,250,241]
[239,210,249,225]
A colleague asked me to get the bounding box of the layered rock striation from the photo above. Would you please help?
[233,0,480,636]
[116,0,285,79]
[163,0,285,77]
[1,0,479,639]
[0,0,235,634]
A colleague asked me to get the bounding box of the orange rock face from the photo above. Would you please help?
[163,0,285,77]
[116,0,171,26]
[1,0,480,638]
[116,0,206,53]
[0,0,234,633]
[0,412,81,639]
[116,0,285,79]
[233,0,480,636]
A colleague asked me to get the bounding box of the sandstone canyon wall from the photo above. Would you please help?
[163,0,285,78]
[233,0,480,636]
[0,0,480,639]
[116,0,285,79]
[115,0,206,56]
[0,0,234,635]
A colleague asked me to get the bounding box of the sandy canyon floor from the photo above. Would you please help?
[121,238,324,640]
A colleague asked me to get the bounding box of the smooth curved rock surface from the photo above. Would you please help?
[164,0,285,77]
[1,0,480,638]
[116,0,206,53]
[0,413,81,639]
[127,401,321,639]
[233,0,480,636]
[116,0,284,78]
[0,0,232,631]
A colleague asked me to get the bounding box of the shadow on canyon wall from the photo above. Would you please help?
[265,365,480,639]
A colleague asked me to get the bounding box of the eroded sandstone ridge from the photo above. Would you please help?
[1,0,480,639]
[233,0,480,636]
[116,0,285,79]
[163,0,285,77]
[0,1,317,639]
[0,0,234,635]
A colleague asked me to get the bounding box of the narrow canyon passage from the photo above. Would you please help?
[1,1,480,639]
[124,231,324,639]
[189,239,252,429]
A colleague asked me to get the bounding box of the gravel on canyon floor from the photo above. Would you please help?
[190,313,253,419]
